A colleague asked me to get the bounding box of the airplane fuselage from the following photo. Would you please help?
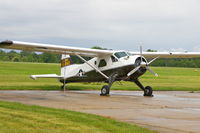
[60,54,147,83]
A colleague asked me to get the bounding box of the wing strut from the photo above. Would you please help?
[75,54,109,79]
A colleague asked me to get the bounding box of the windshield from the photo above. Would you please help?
[127,52,131,56]
[114,52,128,58]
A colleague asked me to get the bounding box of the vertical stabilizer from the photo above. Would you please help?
[61,54,72,76]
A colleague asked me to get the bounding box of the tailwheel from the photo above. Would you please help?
[60,85,64,89]
[100,85,110,96]
[144,86,153,97]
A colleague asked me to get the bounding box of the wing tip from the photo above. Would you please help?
[0,40,13,47]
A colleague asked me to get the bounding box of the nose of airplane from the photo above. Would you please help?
[134,57,146,67]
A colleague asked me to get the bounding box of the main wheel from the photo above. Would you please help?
[100,85,110,96]
[143,86,153,97]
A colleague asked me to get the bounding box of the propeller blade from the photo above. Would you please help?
[147,56,159,65]
[127,66,141,76]
[140,45,143,63]
[146,67,158,77]
[140,45,142,55]
[127,45,159,78]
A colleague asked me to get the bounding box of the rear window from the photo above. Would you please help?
[98,59,107,67]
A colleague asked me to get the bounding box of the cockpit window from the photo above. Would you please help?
[111,56,118,62]
[114,52,128,59]
[127,52,131,56]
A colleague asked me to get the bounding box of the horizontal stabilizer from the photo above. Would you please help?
[30,74,63,80]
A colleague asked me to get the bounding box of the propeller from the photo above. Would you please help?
[127,66,141,77]
[127,46,159,77]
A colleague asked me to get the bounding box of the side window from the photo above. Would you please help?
[98,59,107,67]
[111,56,118,62]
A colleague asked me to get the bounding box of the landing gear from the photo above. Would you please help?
[100,85,109,96]
[144,86,153,96]
[100,73,118,96]
[60,84,67,90]
[60,79,67,92]
[133,79,153,97]
[60,85,64,89]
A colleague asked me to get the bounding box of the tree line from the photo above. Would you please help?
[0,50,61,63]
[0,49,91,64]
[0,49,200,68]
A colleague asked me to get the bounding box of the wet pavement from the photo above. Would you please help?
[0,90,200,133]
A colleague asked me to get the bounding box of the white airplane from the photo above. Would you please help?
[1,40,200,96]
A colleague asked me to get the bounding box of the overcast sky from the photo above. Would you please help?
[1,0,200,51]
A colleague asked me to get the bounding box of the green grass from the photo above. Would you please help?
[0,61,200,91]
[0,101,157,133]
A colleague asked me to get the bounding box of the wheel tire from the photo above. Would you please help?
[143,86,153,97]
[60,85,64,89]
[100,85,110,96]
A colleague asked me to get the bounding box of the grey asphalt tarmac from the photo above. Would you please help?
[0,90,200,133]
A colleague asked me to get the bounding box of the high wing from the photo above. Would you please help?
[0,40,113,57]
[1,40,200,58]
[130,51,200,58]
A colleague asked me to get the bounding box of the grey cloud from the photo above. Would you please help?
[0,0,200,51]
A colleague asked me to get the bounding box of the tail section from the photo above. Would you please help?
[61,54,72,77]
[29,54,72,81]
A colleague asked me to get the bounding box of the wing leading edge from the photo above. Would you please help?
[0,40,113,57]
[1,40,200,58]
